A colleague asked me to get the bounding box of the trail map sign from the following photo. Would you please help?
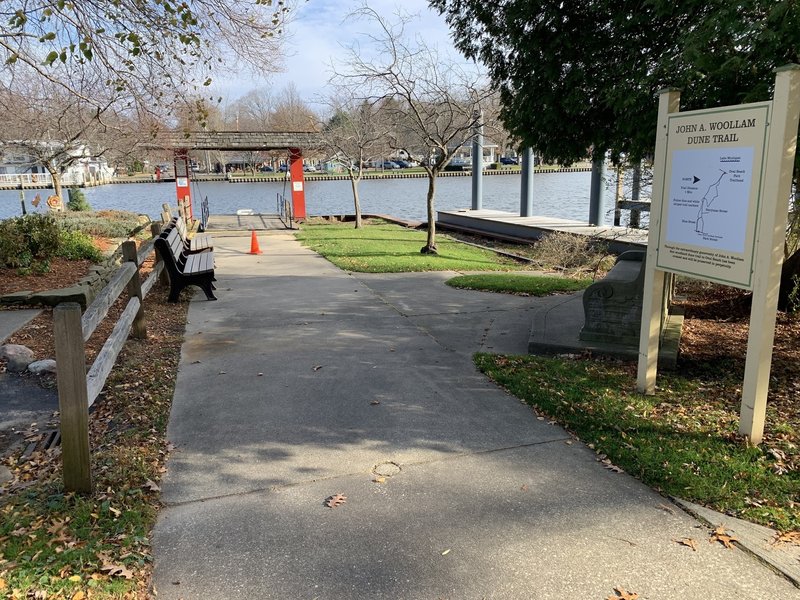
[638,66,800,445]
[656,104,770,289]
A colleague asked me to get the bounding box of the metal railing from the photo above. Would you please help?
[0,172,109,187]
[277,192,293,228]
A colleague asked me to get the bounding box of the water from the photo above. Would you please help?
[0,171,622,226]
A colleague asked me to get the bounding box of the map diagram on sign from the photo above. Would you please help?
[664,146,754,254]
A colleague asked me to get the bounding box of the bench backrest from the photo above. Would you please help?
[161,228,185,261]
[174,216,188,242]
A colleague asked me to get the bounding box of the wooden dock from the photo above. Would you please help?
[437,209,648,253]
[205,213,290,232]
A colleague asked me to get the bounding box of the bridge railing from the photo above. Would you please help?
[277,192,293,228]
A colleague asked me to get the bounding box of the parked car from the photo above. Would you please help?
[278,164,289,172]
[499,156,518,165]
[393,160,411,168]
[259,165,274,172]
[303,164,317,172]
[382,161,401,169]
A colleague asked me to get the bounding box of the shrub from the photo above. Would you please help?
[67,187,92,211]
[0,214,61,268]
[55,210,144,237]
[532,230,611,276]
[57,229,102,261]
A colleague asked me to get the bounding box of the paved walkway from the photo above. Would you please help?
[152,232,799,599]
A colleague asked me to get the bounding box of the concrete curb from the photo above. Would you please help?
[674,498,800,589]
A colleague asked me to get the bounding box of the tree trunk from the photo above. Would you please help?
[49,169,64,211]
[350,171,362,228]
[779,173,800,311]
[778,247,800,311]
[422,170,438,254]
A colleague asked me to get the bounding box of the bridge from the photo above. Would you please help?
[145,130,324,224]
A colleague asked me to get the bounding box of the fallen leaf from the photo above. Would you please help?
[100,563,134,579]
[520,484,529,492]
[0,578,6,590]
[68,574,81,582]
[372,477,386,484]
[607,586,639,600]
[72,592,86,600]
[143,479,161,492]
[325,493,347,508]
[108,506,122,518]
[441,549,451,555]
[657,503,676,515]
[313,365,323,371]
[674,537,698,551]
[710,525,738,549]
[218,371,226,375]
[771,531,800,546]
[370,400,381,405]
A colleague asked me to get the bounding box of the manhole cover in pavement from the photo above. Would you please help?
[373,461,401,477]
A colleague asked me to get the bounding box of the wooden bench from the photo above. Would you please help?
[154,228,217,302]
[172,216,213,252]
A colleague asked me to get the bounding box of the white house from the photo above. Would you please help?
[0,142,114,187]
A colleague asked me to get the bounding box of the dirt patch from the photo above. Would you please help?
[0,258,93,296]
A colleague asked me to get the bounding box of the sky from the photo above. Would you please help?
[211,0,473,109]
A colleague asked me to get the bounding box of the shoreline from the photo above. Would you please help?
[0,165,592,190]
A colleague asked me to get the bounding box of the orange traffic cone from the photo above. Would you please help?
[249,230,263,255]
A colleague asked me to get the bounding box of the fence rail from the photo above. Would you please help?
[53,223,164,493]
[0,172,108,187]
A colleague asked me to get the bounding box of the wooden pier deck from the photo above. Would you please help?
[205,213,290,232]
[437,209,648,253]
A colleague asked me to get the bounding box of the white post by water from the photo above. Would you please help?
[471,110,484,210]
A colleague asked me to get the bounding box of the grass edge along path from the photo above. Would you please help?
[0,294,189,599]
[446,273,591,296]
[295,220,523,273]
[473,353,799,532]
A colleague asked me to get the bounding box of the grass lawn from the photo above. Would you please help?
[446,273,591,296]
[474,353,799,531]
[296,221,522,272]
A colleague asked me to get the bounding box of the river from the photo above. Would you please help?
[0,171,629,226]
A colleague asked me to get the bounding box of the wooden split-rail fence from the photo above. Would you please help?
[53,223,168,493]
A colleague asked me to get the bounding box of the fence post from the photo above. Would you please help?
[53,303,92,493]
[122,241,147,339]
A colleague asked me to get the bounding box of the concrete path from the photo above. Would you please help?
[0,308,41,344]
[152,232,799,599]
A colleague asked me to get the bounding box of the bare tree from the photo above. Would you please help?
[335,5,496,253]
[234,89,276,131]
[0,73,139,202]
[270,83,318,131]
[317,89,389,228]
[0,1,292,115]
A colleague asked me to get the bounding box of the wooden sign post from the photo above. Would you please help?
[638,65,800,445]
